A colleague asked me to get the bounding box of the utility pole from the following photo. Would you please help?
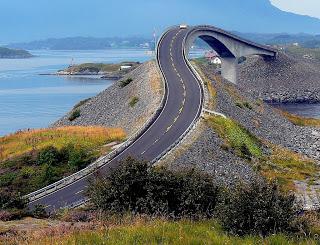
[153,28,157,57]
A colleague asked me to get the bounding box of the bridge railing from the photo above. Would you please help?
[24,27,176,204]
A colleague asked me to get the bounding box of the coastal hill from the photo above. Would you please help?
[7,37,152,50]
[7,33,320,51]
[0,47,33,58]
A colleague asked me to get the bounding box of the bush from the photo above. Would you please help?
[119,78,133,88]
[40,164,60,186]
[67,146,89,170]
[69,109,81,121]
[216,179,300,236]
[86,157,219,219]
[37,146,61,166]
[31,204,48,219]
[129,96,139,107]
[0,190,26,210]
[236,101,253,110]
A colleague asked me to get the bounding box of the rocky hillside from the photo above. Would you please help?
[238,52,320,103]
[53,61,163,137]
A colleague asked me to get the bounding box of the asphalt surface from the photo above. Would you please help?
[29,27,203,211]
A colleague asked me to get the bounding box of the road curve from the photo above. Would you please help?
[29,27,203,211]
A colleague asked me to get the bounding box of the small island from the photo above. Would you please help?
[0,47,33,59]
[55,62,140,80]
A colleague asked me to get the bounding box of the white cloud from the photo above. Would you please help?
[271,0,320,18]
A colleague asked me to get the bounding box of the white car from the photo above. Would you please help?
[179,24,188,29]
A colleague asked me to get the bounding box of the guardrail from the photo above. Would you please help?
[24,28,175,204]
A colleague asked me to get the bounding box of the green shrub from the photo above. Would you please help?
[37,146,61,166]
[0,172,17,187]
[40,163,60,186]
[67,146,89,171]
[31,204,48,219]
[0,190,26,210]
[119,78,133,88]
[236,101,253,110]
[86,157,219,219]
[129,96,139,107]
[216,179,300,236]
[69,109,81,121]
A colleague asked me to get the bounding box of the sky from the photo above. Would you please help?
[271,0,320,18]
[1,0,320,44]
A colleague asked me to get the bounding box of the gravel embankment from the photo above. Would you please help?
[160,121,258,187]
[53,61,163,137]
[238,52,320,103]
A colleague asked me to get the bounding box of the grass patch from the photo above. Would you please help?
[68,109,81,121]
[278,109,320,127]
[13,219,319,245]
[206,116,263,159]
[206,116,319,192]
[0,126,126,194]
[236,101,253,110]
[0,126,125,163]
[119,78,133,88]
[129,96,139,107]
[258,144,320,192]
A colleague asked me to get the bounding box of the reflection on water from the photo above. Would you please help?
[0,49,151,136]
[271,103,320,119]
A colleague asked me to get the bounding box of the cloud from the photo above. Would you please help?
[271,0,320,18]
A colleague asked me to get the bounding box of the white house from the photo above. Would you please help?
[211,57,222,65]
[120,65,132,70]
[205,50,222,65]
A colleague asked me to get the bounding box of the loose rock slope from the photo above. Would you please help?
[238,52,320,103]
[53,61,163,137]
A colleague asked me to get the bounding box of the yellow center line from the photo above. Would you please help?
[141,28,187,156]
[76,190,84,195]
[166,125,172,132]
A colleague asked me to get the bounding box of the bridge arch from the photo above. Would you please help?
[184,25,277,83]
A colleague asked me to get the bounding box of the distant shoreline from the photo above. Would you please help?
[39,73,122,80]
[0,47,33,59]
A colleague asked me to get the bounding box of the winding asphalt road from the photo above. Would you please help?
[29,27,203,211]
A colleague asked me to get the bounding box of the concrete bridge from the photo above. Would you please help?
[184,25,277,83]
